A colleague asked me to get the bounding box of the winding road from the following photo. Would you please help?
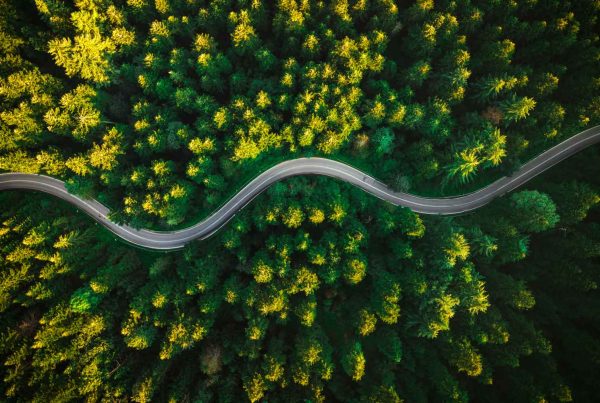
[1,125,599,250]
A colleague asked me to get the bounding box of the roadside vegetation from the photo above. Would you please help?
[0,0,599,401]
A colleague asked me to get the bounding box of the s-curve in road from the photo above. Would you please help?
[1,125,599,250]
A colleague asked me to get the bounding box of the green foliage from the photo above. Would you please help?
[1,0,595,228]
[342,342,366,381]
[1,0,600,401]
[69,286,102,312]
[47,2,116,83]
[511,190,560,233]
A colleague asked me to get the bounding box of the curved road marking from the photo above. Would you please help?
[1,125,599,250]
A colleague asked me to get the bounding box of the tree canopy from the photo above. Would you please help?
[1,0,600,401]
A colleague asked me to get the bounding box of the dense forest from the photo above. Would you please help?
[0,0,599,401]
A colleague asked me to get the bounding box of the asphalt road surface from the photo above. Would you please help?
[1,125,599,250]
